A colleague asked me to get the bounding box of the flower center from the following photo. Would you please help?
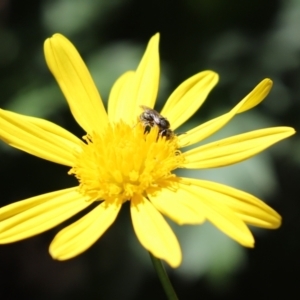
[69,121,184,203]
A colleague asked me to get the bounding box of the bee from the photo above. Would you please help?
[139,105,174,140]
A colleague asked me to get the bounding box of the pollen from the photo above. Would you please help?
[69,121,184,203]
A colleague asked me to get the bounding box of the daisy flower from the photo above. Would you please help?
[0,33,295,268]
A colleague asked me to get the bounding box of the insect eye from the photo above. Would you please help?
[143,113,153,121]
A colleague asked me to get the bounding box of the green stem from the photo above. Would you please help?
[149,252,179,300]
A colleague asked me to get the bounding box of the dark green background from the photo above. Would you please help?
[0,0,298,299]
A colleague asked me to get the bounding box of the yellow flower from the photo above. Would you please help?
[0,34,295,268]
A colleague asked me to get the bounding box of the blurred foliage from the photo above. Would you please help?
[0,0,299,299]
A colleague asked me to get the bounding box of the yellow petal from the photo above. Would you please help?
[120,34,160,124]
[182,178,281,229]
[161,71,219,130]
[179,79,273,147]
[50,200,122,260]
[183,127,295,169]
[18,112,82,147]
[44,34,108,134]
[0,188,91,243]
[131,195,181,268]
[149,188,205,225]
[0,109,79,166]
[178,180,255,247]
[107,71,135,122]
